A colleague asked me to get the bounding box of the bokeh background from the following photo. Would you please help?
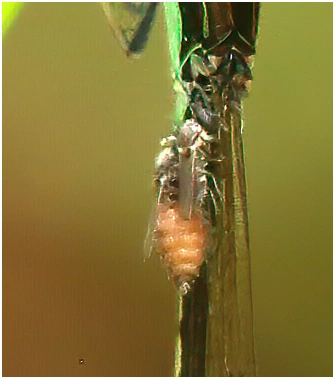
[3,3,332,376]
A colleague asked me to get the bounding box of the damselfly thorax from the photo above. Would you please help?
[145,119,223,295]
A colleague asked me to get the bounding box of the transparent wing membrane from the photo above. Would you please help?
[205,102,255,376]
[101,2,158,56]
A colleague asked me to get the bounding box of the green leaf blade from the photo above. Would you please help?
[2,2,23,37]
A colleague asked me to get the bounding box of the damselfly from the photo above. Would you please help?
[102,3,259,376]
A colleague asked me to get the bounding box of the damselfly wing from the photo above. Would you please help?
[101,2,158,56]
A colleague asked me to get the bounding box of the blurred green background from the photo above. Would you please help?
[3,3,332,376]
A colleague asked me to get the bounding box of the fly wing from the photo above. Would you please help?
[101,2,158,57]
[143,205,159,261]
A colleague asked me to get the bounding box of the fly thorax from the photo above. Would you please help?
[177,119,202,148]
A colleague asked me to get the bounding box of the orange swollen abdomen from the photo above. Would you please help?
[155,204,207,289]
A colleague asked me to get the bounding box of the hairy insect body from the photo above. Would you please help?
[146,119,220,295]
